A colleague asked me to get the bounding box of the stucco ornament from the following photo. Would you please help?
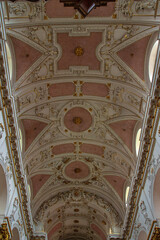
[0,223,11,240]
[140,201,152,228]
[147,154,160,198]
[0,123,4,139]
[1,1,158,239]
[34,188,122,227]
[135,0,156,12]
[9,198,19,225]
[119,0,134,17]
[58,101,97,138]
[8,1,43,19]
[132,213,141,239]
[119,0,156,17]
[9,3,27,16]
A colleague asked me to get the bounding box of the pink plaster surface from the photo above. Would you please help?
[22,119,47,151]
[117,35,151,79]
[57,32,102,70]
[88,2,115,17]
[31,174,50,198]
[153,168,160,218]
[48,82,75,97]
[109,120,137,152]
[91,224,106,240]
[11,37,42,80]
[80,144,104,156]
[138,230,147,240]
[64,107,92,132]
[46,0,75,18]
[65,161,90,179]
[52,143,75,155]
[104,175,126,200]
[48,222,62,240]
[82,82,109,97]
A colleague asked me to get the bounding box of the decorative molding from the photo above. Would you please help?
[34,188,122,228]
[122,43,160,240]
[0,14,34,238]
[0,123,4,139]
[151,227,160,240]
[0,223,11,240]
[147,221,160,240]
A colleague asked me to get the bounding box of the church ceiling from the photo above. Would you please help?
[3,0,160,239]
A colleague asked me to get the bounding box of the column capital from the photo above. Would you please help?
[0,223,11,240]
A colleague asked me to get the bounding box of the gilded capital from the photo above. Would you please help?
[0,223,11,240]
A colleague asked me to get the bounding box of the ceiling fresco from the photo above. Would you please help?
[3,0,160,239]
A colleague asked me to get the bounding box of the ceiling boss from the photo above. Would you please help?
[60,0,115,17]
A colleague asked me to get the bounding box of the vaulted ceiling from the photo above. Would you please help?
[4,0,159,239]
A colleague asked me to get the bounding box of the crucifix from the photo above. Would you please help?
[60,0,115,17]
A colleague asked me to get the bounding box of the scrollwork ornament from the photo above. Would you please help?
[147,154,160,198]
[22,26,53,48]
[27,58,54,84]
[9,198,19,225]
[135,0,156,12]
[140,201,152,228]
[34,189,122,227]
[151,226,160,240]
[104,25,139,48]
[0,223,11,240]
[119,0,134,17]
[132,214,141,240]
[9,2,27,16]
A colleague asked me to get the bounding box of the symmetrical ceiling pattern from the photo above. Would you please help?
[4,0,159,239]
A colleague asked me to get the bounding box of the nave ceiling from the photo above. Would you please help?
[2,0,160,239]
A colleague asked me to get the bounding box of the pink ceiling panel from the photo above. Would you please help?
[91,223,106,240]
[31,174,51,198]
[117,35,151,80]
[104,175,126,200]
[57,32,102,70]
[80,143,104,156]
[11,37,42,80]
[82,82,109,97]
[48,82,75,97]
[48,222,62,240]
[22,119,47,151]
[109,120,137,152]
[52,143,75,155]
